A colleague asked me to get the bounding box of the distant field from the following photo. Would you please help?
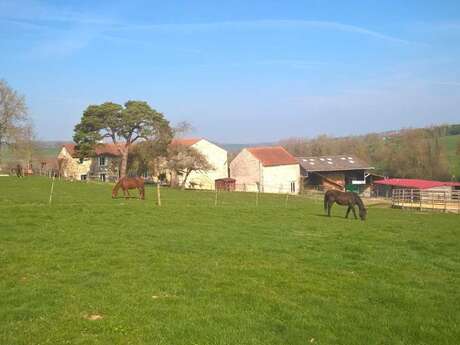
[1,177,459,344]
[0,145,60,163]
[440,134,460,179]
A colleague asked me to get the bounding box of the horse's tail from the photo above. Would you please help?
[112,179,122,198]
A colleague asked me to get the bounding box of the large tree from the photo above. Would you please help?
[0,79,32,162]
[73,101,172,178]
[166,144,214,189]
[126,121,194,178]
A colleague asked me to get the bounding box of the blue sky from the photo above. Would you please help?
[1,0,460,143]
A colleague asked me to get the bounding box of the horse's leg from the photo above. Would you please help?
[346,205,351,218]
[351,205,358,219]
[327,201,332,217]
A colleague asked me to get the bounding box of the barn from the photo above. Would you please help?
[297,154,376,194]
[230,146,300,194]
[169,138,228,190]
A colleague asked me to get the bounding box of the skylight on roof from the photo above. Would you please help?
[349,160,355,164]
[327,158,332,161]
[327,161,333,164]
[309,162,315,165]
[319,158,325,161]
[347,157,353,160]
[340,157,346,160]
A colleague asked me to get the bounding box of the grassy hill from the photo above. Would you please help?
[440,134,460,179]
[1,177,459,344]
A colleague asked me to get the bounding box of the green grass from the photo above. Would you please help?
[440,134,460,179]
[1,177,459,345]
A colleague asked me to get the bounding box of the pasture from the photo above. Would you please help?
[0,177,459,345]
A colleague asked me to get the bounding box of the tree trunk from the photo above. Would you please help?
[120,146,129,178]
[180,169,192,189]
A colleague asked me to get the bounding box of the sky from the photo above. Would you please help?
[1,0,460,143]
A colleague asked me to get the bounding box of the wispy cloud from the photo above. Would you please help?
[110,19,418,45]
[1,0,421,57]
[432,81,460,86]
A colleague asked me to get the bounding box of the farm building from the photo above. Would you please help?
[230,146,300,194]
[297,154,377,194]
[57,143,122,181]
[168,138,228,190]
[373,178,460,197]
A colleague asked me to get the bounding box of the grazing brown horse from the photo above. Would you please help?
[324,189,367,220]
[112,177,145,200]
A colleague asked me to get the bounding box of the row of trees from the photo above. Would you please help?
[280,126,456,181]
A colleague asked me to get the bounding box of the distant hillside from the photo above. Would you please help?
[440,134,460,179]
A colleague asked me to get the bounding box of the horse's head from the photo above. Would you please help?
[359,207,367,221]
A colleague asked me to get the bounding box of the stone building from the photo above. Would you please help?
[57,143,122,181]
[230,146,300,194]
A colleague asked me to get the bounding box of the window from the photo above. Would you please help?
[98,156,107,166]
[290,181,296,193]
[80,174,87,181]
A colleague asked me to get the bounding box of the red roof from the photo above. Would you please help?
[62,143,123,157]
[170,138,201,147]
[374,178,460,190]
[247,146,298,167]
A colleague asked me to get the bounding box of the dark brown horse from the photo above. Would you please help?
[16,164,24,178]
[112,177,145,200]
[324,189,367,220]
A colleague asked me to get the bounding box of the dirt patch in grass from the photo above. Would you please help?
[84,314,103,321]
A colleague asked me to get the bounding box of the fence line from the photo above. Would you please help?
[392,189,460,214]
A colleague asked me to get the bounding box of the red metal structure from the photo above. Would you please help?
[215,178,236,191]
[374,178,460,190]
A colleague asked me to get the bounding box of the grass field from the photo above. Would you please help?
[1,177,459,344]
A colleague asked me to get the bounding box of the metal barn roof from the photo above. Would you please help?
[297,155,373,172]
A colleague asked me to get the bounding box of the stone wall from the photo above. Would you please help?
[230,148,261,192]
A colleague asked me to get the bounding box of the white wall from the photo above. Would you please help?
[179,139,228,190]
[262,164,300,194]
[57,147,91,180]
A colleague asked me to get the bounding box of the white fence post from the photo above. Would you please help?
[156,183,161,207]
[48,176,55,205]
